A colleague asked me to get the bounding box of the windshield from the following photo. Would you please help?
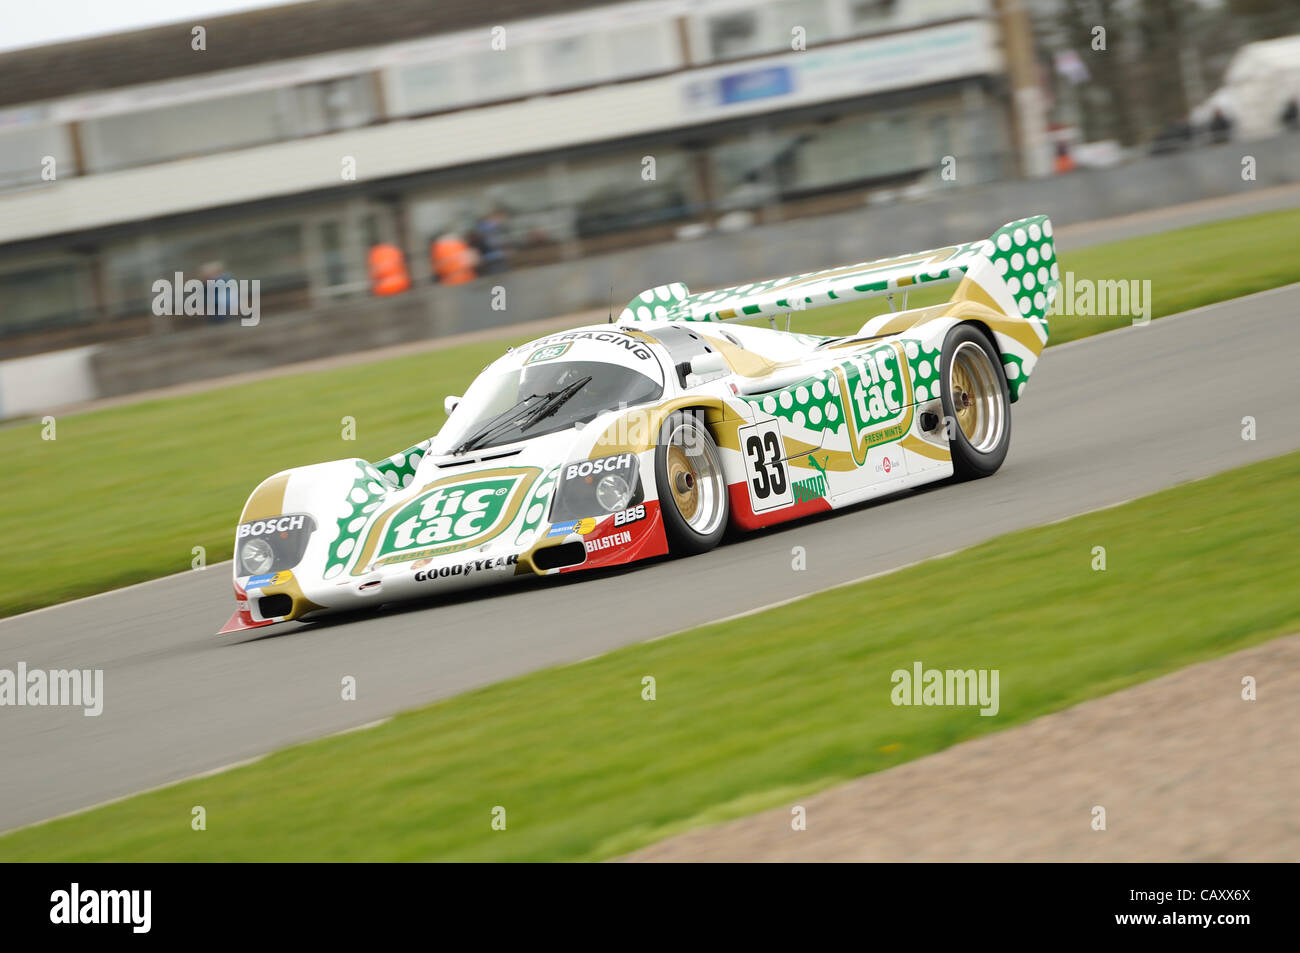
[434,359,663,453]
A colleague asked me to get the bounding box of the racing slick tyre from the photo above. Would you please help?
[656,410,728,555]
[940,324,1011,480]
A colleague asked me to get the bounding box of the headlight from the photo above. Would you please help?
[240,537,275,574]
[236,513,316,574]
[596,473,632,512]
[549,453,643,522]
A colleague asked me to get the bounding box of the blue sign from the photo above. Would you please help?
[718,66,794,105]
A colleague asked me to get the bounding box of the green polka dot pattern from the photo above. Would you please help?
[373,440,430,490]
[742,339,942,438]
[619,215,1058,336]
[322,461,391,580]
[965,215,1059,340]
[1001,352,1029,401]
[515,465,560,544]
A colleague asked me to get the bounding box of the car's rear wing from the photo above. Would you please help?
[619,215,1060,341]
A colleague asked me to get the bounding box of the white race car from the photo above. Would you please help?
[222,215,1058,633]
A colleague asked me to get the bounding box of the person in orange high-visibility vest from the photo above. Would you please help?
[431,233,478,285]
[1052,141,1077,175]
[367,243,411,296]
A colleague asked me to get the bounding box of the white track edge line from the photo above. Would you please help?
[0,716,394,837]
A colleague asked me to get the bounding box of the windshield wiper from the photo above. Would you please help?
[452,393,547,456]
[452,376,595,456]
[517,376,592,432]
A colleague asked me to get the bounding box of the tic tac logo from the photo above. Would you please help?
[238,514,307,538]
[525,342,571,364]
[834,343,915,467]
[380,475,524,554]
[50,883,151,933]
[844,346,906,428]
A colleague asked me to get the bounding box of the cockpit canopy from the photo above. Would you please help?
[431,333,666,454]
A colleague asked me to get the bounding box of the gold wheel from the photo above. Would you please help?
[667,444,699,522]
[951,356,978,442]
[947,340,1005,453]
[659,412,726,544]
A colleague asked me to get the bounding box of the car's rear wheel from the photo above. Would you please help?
[940,325,1011,479]
[656,410,728,554]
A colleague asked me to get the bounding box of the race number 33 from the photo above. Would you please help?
[740,420,792,513]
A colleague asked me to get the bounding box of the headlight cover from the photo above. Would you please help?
[596,473,632,512]
[240,537,275,575]
[550,452,643,522]
[236,513,316,575]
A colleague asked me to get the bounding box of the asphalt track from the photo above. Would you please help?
[2,285,1298,833]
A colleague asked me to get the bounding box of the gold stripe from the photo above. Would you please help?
[780,437,860,472]
[943,278,1046,356]
[852,303,950,341]
[254,572,325,622]
[240,473,290,523]
[899,434,951,462]
[696,332,793,379]
[587,397,735,457]
[620,328,659,346]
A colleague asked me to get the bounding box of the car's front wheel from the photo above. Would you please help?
[655,410,728,554]
[939,324,1011,479]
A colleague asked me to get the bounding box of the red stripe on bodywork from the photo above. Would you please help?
[218,611,274,634]
[725,481,832,531]
[561,499,669,572]
[217,582,275,634]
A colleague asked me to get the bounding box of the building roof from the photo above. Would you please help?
[0,0,627,109]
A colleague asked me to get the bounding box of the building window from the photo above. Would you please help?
[707,12,764,61]
[0,261,93,336]
[0,124,76,190]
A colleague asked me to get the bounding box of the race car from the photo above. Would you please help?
[221,215,1059,633]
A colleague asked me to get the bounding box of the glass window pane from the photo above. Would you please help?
[0,124,77,189]
[0,262,92,336]
[103,243,159,318]
[707,12,764,61]
[770,0,835,47]
[163,223,306,296]
[395,60,467,115]
[606,23,675,79]
[463,48,531,103]
[565,151,698,237]
[541,34,603,90]
[847,0,902,32]
[83,91,287,171]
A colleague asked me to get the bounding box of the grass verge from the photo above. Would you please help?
[2,207,1297,618]
[3,449,1297,860]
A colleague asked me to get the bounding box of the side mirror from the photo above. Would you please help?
[444,395,461,416]
[688,351,728,378]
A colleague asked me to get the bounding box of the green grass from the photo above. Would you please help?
[3,450,1298,861]
[1,208,1298,618]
